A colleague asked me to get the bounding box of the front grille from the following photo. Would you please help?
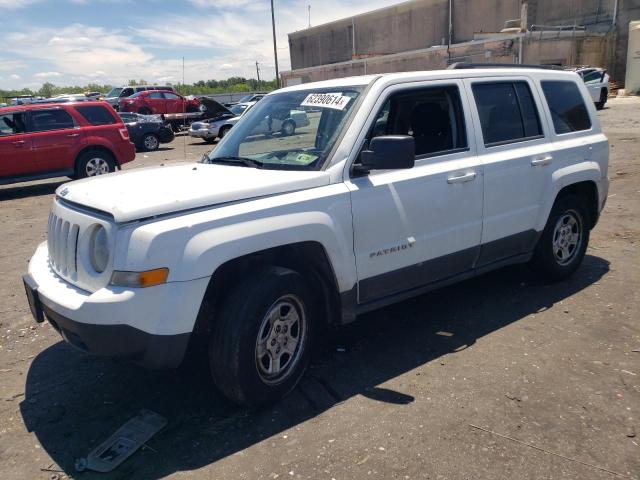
[47,212,80,279]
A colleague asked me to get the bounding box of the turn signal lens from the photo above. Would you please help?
[118,128,129,140]
[110,268,169,288]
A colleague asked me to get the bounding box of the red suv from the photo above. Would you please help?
[119,90,201,115]
[0,102,135,185]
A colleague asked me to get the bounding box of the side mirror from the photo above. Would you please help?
[358,135,415,172]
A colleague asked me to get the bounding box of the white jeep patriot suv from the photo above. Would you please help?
[24,66,609,407]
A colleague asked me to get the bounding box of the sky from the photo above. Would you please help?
[0,0,404,90]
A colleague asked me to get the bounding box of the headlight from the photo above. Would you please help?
[89,225,110,273]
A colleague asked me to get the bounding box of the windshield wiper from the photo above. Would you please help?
[207,156,264,168]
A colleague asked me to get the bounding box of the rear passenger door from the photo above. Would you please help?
[348,80,484,304]
[27,108,83,173]
[465,77,552,266]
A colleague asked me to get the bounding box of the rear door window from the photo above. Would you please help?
[29,109,76,132]
[0,112,27,136]
[149,92,164,99]
[472,81,543,146]
[541,80,592,134]
[74,105,117,125]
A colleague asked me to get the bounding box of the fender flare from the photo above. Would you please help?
[535,162,602,232]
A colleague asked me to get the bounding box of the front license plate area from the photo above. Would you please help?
[23,276,44,323]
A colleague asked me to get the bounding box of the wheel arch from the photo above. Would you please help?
[538,175,600,232]
[75,144,118,168]
[192,241,344,339]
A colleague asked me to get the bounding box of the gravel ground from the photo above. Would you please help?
[0,98,638,480]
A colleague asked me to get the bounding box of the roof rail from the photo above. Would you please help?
[447,62,563,70]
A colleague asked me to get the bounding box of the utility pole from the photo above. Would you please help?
[270,0,280,88]
[308,5,311,28]
[255,61,261,86]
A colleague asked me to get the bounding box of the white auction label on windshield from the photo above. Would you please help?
[301,92,351,110]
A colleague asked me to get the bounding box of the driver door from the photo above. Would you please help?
[346,80,484,303]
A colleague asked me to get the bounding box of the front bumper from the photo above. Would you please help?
[25,242,210,369]
[189,128,216,139]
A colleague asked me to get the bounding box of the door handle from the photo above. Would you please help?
[447,172,476,184]
[11,140,25,147]
[67,133,80,138]
[531,155,553,166]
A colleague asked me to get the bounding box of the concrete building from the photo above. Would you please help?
[283,0,639,86]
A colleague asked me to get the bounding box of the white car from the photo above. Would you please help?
[24,66,608,407]
[574,67,609,110]
[190,100,310,143]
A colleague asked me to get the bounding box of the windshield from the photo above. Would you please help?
[106,88,122,98]
[237,94,254,103]
[205,87,362,170]
[229,104,249,115]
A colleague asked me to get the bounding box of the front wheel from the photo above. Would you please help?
[209,266,316,407]
[529,194,590,281]
[218,126,231,139]
[281,120,296,136]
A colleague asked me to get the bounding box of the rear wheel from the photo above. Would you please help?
[138,107,152,115]
[75,150,116,179]
[142,133,160,151]
[529,194,590,281]
[209,266,316,407]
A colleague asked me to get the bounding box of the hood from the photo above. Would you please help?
[199,97,234,117]
[57,163,331,223]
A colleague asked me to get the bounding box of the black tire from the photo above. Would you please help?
[158,126,174,144]
[595,88,607,110]
[141,133,160,151]
[138,107,152,115]
[218,126,231,139]
[529,194,590,281]
[209,266,316,408]
[204,137,217,144]
[281,119,296,136]
[75,150,116,179]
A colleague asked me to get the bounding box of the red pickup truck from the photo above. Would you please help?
[0,102,136,185]
[119,90,201,115]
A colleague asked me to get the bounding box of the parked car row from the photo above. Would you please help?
[189,98,310,143]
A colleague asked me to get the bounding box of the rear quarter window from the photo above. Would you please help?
[541,80,592,134]
[75,105,117,126]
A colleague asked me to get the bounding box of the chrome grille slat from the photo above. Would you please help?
[47,209,80,279]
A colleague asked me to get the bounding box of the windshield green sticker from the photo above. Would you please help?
[301,92,351,111]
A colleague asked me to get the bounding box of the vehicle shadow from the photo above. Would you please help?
[0,180,64,201]
[20,255,609,479]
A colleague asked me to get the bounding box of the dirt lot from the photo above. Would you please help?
[0,98,638,480]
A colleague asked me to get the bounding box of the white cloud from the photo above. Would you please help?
[9,74,20,80]
[34,71,63,78]
[0,0,40,8]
